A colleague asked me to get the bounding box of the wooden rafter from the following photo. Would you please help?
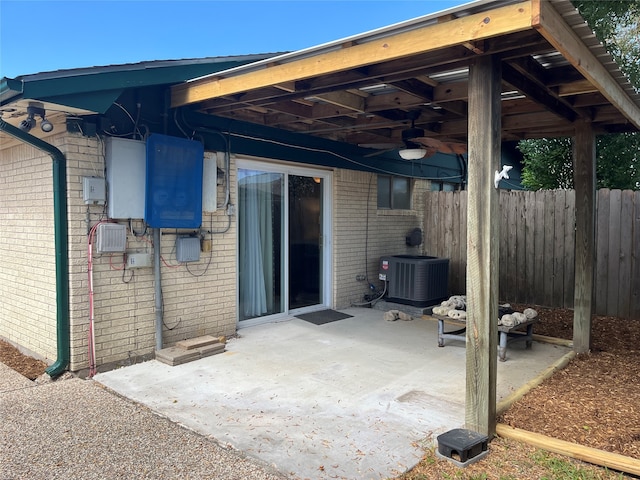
[171,2,533,107]
[532,0,640,128]
[163,0,638,150]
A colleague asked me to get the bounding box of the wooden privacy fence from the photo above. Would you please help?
[424,189,640,319]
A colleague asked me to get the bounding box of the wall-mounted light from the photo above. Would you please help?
[18,102,53,133]
[40,118,54,132]
[19,114,36,132]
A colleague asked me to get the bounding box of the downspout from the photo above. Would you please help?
[0,119,69,377]
[154,227,163,351]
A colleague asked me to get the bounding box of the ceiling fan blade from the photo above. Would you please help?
[412,137,467,154]
[363,147,397,158]
[423,146,439,158]
[358,143,402,150]
[447,143,468,155]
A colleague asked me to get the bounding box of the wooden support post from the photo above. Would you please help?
[465,55,501,436]
[572,120,596,353]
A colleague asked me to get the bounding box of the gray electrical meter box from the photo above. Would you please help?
[105,137,146,219]
[176,236,201,263]
[83,176,106,205]
[96,223,127,253]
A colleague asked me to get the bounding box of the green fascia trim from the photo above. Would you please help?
[2,57,276,113]
[43,90,126,114]
[0,77,23,104]
[21,61,254,97]
[180,110,463,181]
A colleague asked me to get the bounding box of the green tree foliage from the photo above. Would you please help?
[519,138,573,190]
[520,135,639,190]
[518,0,640,191]
[573,0,640,87]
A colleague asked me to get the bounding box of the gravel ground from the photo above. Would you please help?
[0,370,288,480]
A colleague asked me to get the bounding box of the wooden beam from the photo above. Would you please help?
[365,91,426,111]
[496,424,640,476]
[434,81,469,103]
[387,79,435,100]
[572,119,596,354]
[533,0,640,129]
[558,79,599,97]
[502,62,577,122]
[465,54,501,437]
[312,91,366,113]
[171,2,533,107]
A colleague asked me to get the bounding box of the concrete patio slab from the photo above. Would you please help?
[95,307,571,480]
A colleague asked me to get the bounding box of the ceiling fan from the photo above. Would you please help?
[363,110,466,159]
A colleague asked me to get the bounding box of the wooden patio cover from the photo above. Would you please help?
[170,0,640,436]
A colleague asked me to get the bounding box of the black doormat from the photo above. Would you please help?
[295,309,353,325]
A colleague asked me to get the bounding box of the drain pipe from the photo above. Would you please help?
[153,227,163,351]
[0,119,69,377]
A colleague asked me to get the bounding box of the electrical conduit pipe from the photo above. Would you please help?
[0,119,70,377]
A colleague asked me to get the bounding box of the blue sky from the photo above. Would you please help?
[1,1,462,78]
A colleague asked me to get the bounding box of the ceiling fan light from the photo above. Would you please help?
[399,148,427,160]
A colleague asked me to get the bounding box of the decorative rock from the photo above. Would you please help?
[500,314,516,327]
[513,312,527,324]
[384,310,399,321]
[448,309,467,320]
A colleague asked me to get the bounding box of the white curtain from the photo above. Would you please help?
[238,172,278,318]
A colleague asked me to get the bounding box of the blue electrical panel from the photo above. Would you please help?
[145,134,204,228]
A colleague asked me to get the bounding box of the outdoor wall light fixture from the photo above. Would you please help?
[19,102,53,133]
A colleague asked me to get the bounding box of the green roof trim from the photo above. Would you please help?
[1,55,281,113]
[0,78,23,104]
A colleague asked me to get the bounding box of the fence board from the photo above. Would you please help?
[509,192,520,302]
[523,191,536,304]
[543,192,556,306]
[533,192,546,305]
[617,191,634,318]
[424,188,638,318]
[499,192,508,300]
[443,192,455,293]
[632,192,640,318]
[424,192,438,255]
[458,191,468,295]
[563,192,576,308]
[607,190,622,315]
[595,189,610,315]
[553,190,566,308]
[516,192,527,303]
[451,192,461,293]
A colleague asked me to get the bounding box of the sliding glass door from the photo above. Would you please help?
[288,175,323,310]
[237,161,331,325]
[238,169,284,320]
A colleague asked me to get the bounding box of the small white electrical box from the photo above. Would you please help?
[83,176,106,205]
[202,152,217,213]
[176,236,201,263]
[96,223,127,253]
[126,253,153,269]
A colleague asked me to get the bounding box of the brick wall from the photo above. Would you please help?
[0,141,58,361]
[64,136,238,371]
[2,131,429,371]
[1,132,237,372]
[333,169,429,309]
